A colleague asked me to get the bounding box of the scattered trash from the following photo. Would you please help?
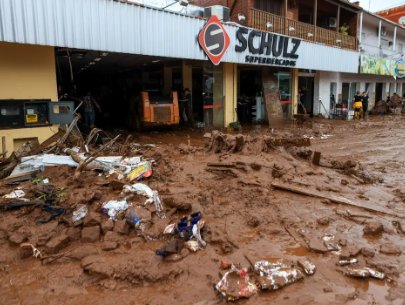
[164,223,176,234]
[72,205,88,223]
[101,200,130,221]
[127,161,152,181]
[123,184,164,217]
[3,190,26,199]
[365,267,385,280]
[221,259,232,270]
[345,268,370,278]
[322,235,341,253]
[185,240,200,252]
[254,260,304,290]
[37,203,65,225]
[20,243,42,259]
[297,259,316,275]
[339,259,358,266]
[215,265,258,301]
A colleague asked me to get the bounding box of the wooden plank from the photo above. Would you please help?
[336,5,340,32]
[314,0,318,40]
[271,180,402,218]
[30,130,64,156]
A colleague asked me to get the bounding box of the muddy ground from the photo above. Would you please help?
[1,115,405,305]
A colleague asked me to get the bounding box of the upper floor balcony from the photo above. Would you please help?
[248,0,360,51]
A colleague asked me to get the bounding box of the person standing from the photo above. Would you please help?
[353,91,363,120]
[362,92,370,121]
[82,90,101,127]
[179,88,195,128]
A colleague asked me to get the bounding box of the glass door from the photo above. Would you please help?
[203,62,224,128]
[276,72,292,118]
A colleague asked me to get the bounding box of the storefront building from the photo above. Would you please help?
[314,10,405,116]
[0,0,359,154]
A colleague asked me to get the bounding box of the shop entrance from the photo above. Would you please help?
[376,83,383,101]
[342,82,356,108]
[237,65,292,125]
[298,76,314,115]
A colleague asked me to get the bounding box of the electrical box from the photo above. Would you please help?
[0,100,75,129]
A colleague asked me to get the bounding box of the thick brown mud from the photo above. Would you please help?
[1,116,405,304]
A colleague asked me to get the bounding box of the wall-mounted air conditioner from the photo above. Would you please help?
[203,6,230,22]
[329,18,337,28]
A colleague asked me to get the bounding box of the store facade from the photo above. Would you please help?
[314,10,405,116]
[0,0,359,153]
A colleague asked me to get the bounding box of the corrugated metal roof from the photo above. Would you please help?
[0,0,359,73]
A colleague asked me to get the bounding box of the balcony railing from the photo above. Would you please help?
[250,8,356,50]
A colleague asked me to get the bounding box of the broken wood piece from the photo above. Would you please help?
[31,130,64,156]
[271,180,401,218]
[207,163,235,168]
[312,151,321,166]
[205,167,238,178]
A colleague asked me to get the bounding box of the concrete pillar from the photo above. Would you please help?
[224,62,237,127]
[292,68,299,115]
[163,65,172,96]
[385,82,390,99]
[212,64,224,128]
[182,60,192,93]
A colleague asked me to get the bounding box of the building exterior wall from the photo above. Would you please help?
[0,42,58,155]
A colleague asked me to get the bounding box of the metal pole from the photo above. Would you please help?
[66,48,74,82]
[358,12,363,44]
[378,20,382,48]
[393,26,397,52]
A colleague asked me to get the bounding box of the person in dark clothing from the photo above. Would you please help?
[362,92,370,121]
[300,86,308,113]
[179,88,195,128]
[82,91,101,127]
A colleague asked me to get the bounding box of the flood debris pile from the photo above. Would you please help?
[2,119,405,304]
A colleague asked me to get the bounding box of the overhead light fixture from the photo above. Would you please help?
[307,32,313,37]
[100,52,109,56]
[266,22,273,28]
[289,26,295,32]
[94,58,102,61]
[89,62,96,65]
[85,65,90,68]
[152,60,161,63]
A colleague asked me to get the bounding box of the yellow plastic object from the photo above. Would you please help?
[26,114,38,123]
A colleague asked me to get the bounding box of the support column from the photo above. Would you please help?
[337,6,341,33]
[224,62,237,128]
[292,68,299,115]
[393,26,397,51]
[358,12,363,44]
[182,60,192,93]
[284,0,288,35]
[378,20,382,48]
[163,65,172,96]
[314,0,318,41]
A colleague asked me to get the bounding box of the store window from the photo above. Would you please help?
[203,62,224,128]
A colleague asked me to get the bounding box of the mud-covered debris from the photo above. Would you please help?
[114,220,130,235]
[380,243,402,255]
[307,237,329,253]
[361,247,375,258]
[163,197,192,211]
[45,234,70,254]
[339,239,348,247]
[81,226,100,243]
[341,179,349,186]
[323,235,340,252]
[254,260,304,290]
[321,199,332,204]
[338,259,357,266]
[206,167,238,178]
[340,245,361,260]
[323,287,333,293]
[101,219,114,234]
[8,230,29,246]
[83,211,102,227]
[221,260,232,270]
[317,217,329,225]
[247,216,260,228]
[297,259,316,275]
[20,243,42,259]
[66,227,81,242]
[345,268,370,278]
[250,163,262,170]
[363,221,384,236]
[101,241,118,251]
[215,265,258,301]
[272,164,284,178]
